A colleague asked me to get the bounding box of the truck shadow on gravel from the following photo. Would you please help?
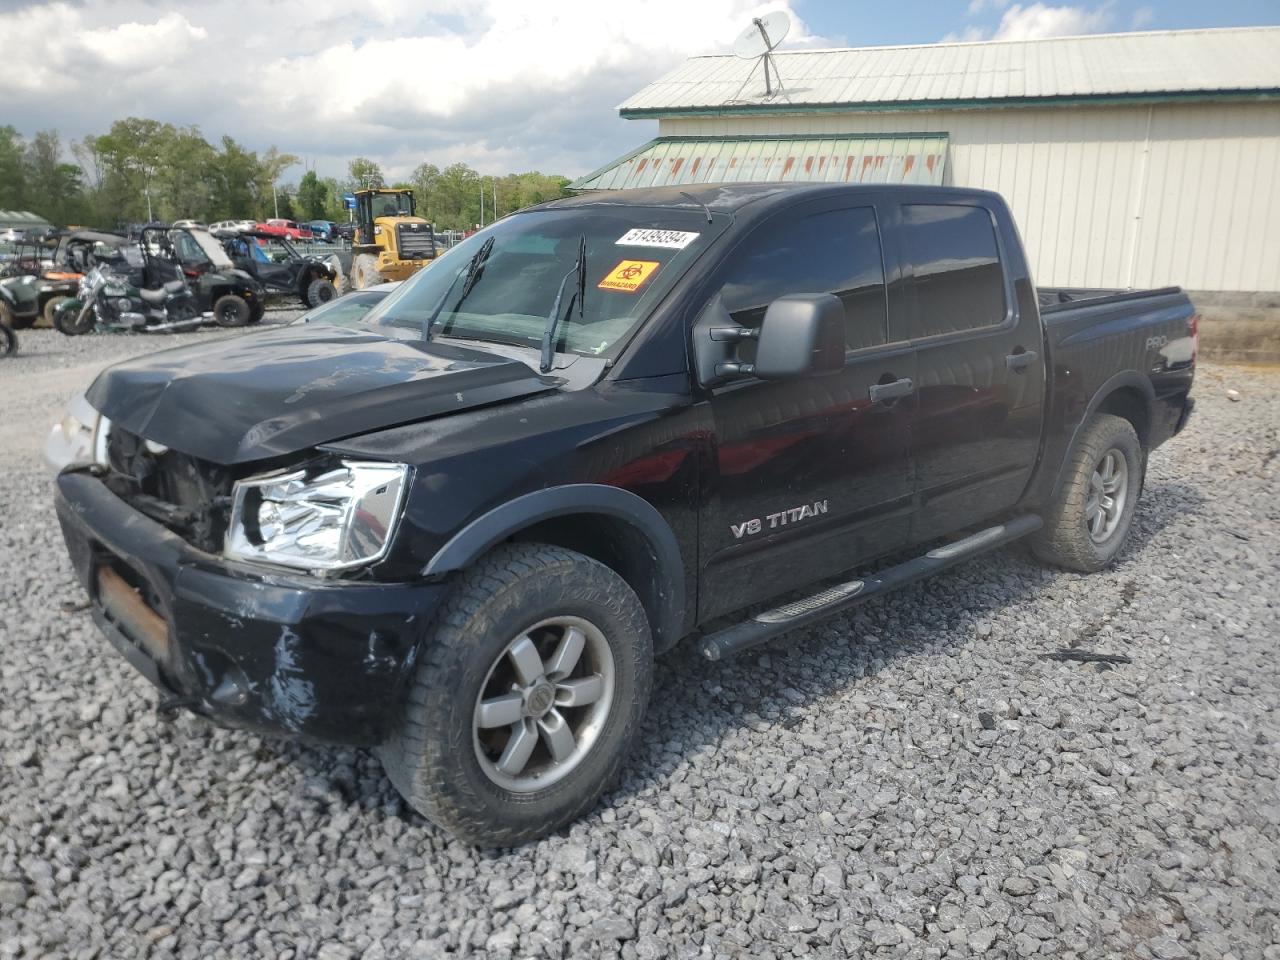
[263,480,1205,841]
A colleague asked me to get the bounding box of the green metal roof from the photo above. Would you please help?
[0,210,52,231]
[572,134,949,191]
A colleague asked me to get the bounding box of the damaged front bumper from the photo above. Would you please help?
[55,468,447,746]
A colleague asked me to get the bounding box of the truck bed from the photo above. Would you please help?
[1037,286,1184,314]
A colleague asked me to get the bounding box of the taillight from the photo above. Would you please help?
[1188,313,1199,362]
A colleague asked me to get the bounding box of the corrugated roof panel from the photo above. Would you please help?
[572,136,949,190]
[618,27,1280,114]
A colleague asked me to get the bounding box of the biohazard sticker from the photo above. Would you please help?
[615,228,699,250]
[598,260,660,293]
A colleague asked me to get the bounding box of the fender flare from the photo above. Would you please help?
[422,484,686,649]
[1048,370,1156,503]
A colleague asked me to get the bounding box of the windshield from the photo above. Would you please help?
[372,193,413,218]
[303,289,392,327]
[363,206,723,359]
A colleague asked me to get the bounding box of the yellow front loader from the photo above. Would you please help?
[329,188,439,292]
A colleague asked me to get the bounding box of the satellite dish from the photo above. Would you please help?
[731,11,791,98]
[733,11,791,59]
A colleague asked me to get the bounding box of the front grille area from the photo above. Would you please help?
[396,223,437,260]
[105,428,233,553]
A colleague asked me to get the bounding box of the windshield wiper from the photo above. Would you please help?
[540,235,585,373]
[421,236,494,341]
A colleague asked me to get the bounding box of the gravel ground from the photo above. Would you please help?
[1,329,1277,959]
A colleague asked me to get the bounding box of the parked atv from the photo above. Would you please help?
[215,230,337,308]
[0,230,115,329]
[145,224,264,325]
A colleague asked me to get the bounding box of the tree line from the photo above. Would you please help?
[0,118,573,233]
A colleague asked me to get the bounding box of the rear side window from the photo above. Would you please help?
[718,207,888,350]
[902,204,1006,338]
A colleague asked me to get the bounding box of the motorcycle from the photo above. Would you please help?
[52,261,206,336]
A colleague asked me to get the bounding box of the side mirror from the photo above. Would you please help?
[693,292,846,387]
[752,293,846,379]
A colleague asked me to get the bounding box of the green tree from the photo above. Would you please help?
[211,136,263,219]
[0,127,27,211]
[297,170,329,221]
[23,131,84,225]
[348,157,384,189]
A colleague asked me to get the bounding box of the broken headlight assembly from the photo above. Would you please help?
[224,460,409,573]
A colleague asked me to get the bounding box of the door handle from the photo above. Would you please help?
[1006,350,1038,372]
[869,377,913,403]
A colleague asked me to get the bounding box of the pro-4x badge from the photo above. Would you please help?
[731,500,828,539]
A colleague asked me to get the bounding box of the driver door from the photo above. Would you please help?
[695,199,916,621]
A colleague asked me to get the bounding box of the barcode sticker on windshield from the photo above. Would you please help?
[615,229,699,250]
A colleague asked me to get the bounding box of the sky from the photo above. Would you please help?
[2,0,1276,184]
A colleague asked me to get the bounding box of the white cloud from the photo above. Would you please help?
[1130,6,1156,29]
[1,0,829,181]
[991,3,1114,40]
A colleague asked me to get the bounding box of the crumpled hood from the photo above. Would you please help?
[86,324,558,464]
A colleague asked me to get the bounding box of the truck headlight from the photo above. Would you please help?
[225,460,409,572]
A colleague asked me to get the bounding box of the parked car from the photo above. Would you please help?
[217,230,337,307]
[331,221,356,242]
[51,183,1196,847]
[261,218,312,241]
[306,220,335,242]
[210,219,257,234]
[172,219,207,230]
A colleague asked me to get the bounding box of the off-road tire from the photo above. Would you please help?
[41,295,70,329]
[306,278,337,307]
[1032,413,1144,572]
[378,543,652,847]
[327,255,350,295]
[2,300,34,330]
[0,321,15,357]
[248,300,265,324]
[212,294,251,327]
[350,253,380,290]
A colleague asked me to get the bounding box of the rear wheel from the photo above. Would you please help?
[212,294,251,327]
[0,321,15,357]
[41,295,70,328]
[306,278,337,306]
[378,543,652,847]
[326,255,350,295]
[248,300,265,324]
[1032,413,1143,572]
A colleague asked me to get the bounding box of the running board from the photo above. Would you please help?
[698,515,1043,661]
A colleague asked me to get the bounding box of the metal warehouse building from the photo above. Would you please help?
[578,27,1280,359]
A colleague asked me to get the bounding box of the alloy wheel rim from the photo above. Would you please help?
[472,616,615,793]
[1085,448,1129,543]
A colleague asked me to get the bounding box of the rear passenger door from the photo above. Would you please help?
[898,201,1046,540]
[696,199,917,621]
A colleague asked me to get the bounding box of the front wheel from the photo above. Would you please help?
[378,544,652,847]
[1032,413,1144,572]
[306,278,337,307]
[212,294,251,327]
[54,300,95,336]
[0,322,15,357]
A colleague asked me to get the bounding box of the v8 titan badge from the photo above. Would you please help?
[598,260,660,294]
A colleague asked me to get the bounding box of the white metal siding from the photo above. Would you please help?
[659,102,1280,292]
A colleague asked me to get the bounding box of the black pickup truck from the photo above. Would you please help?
[53,183,1196,846]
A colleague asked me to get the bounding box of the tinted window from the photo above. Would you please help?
[902,204,1006,338]
[718,207,887,350]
